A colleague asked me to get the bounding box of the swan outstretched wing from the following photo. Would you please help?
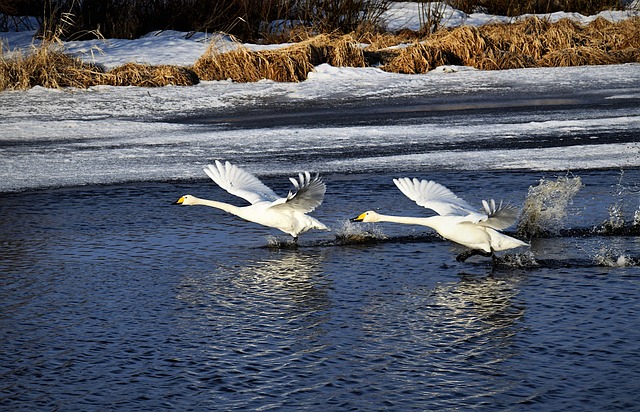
[393,178,475,216]
[204,160,279,205]
[270,172,326,213]
[475,199,519,230]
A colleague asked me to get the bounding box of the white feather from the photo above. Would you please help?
[176,161,328,239]
[353,178,528,259]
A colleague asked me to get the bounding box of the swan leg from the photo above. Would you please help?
[456,249,493,262]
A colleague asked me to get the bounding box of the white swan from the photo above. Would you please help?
[174,160,329,240]
[351,178,529,261]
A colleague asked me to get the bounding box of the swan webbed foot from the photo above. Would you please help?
[456,249,494,262]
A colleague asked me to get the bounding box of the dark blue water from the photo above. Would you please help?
[1,169,639,410]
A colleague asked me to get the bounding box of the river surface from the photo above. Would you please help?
[1,64,640,410]
[1,169,639,411]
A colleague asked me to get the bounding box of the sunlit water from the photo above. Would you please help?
[1,169,639,410]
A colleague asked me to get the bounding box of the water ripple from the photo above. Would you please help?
[1,173,639,410]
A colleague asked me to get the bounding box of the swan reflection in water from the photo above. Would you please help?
[176,249,332,328]
[434,271,526,336]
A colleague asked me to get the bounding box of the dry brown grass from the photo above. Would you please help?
[192,43,317,82]
[482,20,545,61]
[538,46,618,66]
[474,49,538,70]
[383,26,491,73]
[193,46,260,82]
[586,16,640,50]
[360,31,420,50]
[193,33,364,82]
[430,25,491,66]
[0,42,106,90]
[383,42,454,74]
[0,44,202,90]
[542,18,587,51]
[329,34,366,67]
[379,16,640,74]
[107,63,199,86]
[2,16,640,91]
[359,32,424,67]
[611,48,640,63]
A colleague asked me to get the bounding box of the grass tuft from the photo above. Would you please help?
[107,63,199,87]
[538,46,617,66]
[1,41,105,90]
[383,42,458,74]
[193,34,364,82]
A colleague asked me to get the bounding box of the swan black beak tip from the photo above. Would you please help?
[350,212,367,222]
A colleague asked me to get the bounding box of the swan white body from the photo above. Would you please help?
[352,178,528,260]
[174,160,329,239]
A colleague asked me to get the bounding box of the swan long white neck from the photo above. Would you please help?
[190,196,242,215]
[376,213,439,229]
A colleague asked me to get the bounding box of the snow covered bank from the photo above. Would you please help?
[1,62,639,192]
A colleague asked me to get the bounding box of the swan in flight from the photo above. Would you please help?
[174,160,329,240]
[351,178,529,261]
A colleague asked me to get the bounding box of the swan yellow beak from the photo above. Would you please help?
[350,212,366,222]
[173,196,185,205]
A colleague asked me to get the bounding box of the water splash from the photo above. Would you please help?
[493,251,539,268]
[593,247,638,267]
[517,175,583,238]
[265,236,299,249]
[594,170,640,235]
[600,203,625,232]
[333,220,388,245]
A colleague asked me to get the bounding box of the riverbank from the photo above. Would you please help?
[1,7,639,90]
